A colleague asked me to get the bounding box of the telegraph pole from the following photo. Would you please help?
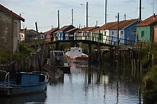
[58,10,60,29]
[72,9,74,25]
[117,12,120,48]
[104,0,107,24]
[86,2,88,27]
[139,0,141,20]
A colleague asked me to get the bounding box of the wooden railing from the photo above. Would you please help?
[50,35,135,46]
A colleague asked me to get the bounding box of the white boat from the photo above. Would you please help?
[65,47,88,63]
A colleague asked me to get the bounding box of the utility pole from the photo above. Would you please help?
[117,13,120,48]
[58,10,60,29]
[139,0,141,20]
[72,9,74,25]
[86,2,88,27]
[95,21,98,27]
[124,14,126,20]
[153,0,154,14]
[104,0,107,24]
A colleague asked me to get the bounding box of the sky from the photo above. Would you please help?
[0,0,157,32]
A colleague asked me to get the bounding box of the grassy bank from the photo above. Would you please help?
[142,43,157,101]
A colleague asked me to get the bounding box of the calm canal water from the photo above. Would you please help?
[0,62,143,104]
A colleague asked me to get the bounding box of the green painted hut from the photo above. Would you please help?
[136,14,157,41]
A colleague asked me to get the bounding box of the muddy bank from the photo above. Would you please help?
[43,64,64,84]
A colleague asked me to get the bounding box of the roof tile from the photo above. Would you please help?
[136,14,157,27]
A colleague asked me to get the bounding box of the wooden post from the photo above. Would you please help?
[88,43,91,65]
[56,42,59,50]
[88,43,91,84]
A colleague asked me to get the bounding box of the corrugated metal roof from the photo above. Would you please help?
[0,4,25,21]
[136,14,157,27]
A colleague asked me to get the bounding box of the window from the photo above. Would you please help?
[112,31,114,36]
[104,31,106,36]
[141,31,144,37]
[132,31,136,35]
[120,30,123,35]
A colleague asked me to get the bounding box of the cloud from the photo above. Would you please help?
[124,0,136,3]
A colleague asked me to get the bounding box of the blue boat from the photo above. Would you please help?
[0,70,49,96]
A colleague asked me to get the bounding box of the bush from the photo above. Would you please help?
[0,50,10,63]
[143,65,157,100]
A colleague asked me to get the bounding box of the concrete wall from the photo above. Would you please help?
[0,10,21,53]
[0,10,12,52]
[13,19,21,53]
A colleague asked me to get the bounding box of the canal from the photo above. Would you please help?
[0,62,143,104]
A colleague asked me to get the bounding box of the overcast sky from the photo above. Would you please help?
[0,0,157,32]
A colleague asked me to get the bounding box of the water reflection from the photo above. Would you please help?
[0,92,47,104]
[0,62,144,104]
[46,62,143,104]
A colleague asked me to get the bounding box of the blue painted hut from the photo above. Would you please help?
[109,19,139,45]
[55,25,75,40]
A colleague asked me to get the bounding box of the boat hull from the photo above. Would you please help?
[0,71,49,96]
[65,47,88,63]
[0,82,48,96]
[66,55,88,63]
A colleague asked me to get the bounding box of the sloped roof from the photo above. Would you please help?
[54,25,74,34]
[136,14,157,27]
[99,22,117,30]
[110,19,139,30]
[90,26,100,32]
[77,26,99,32]
[25,29,38,37]
[66,28,79,34]
[46,28,58,35]
[0,4,25,21]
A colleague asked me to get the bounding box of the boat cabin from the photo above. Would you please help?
[50,50,65,66]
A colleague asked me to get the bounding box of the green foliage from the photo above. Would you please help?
[0,50,10,63]
[144,66,157,83]
[140,47,149,67]
[19,41,34,56]
[142,42,157,100]
[143,65,157,99]
[152,51,157,64]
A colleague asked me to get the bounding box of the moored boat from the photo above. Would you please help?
[0,70,49,96]
[65,47,88,63]
[49,50,70,73]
